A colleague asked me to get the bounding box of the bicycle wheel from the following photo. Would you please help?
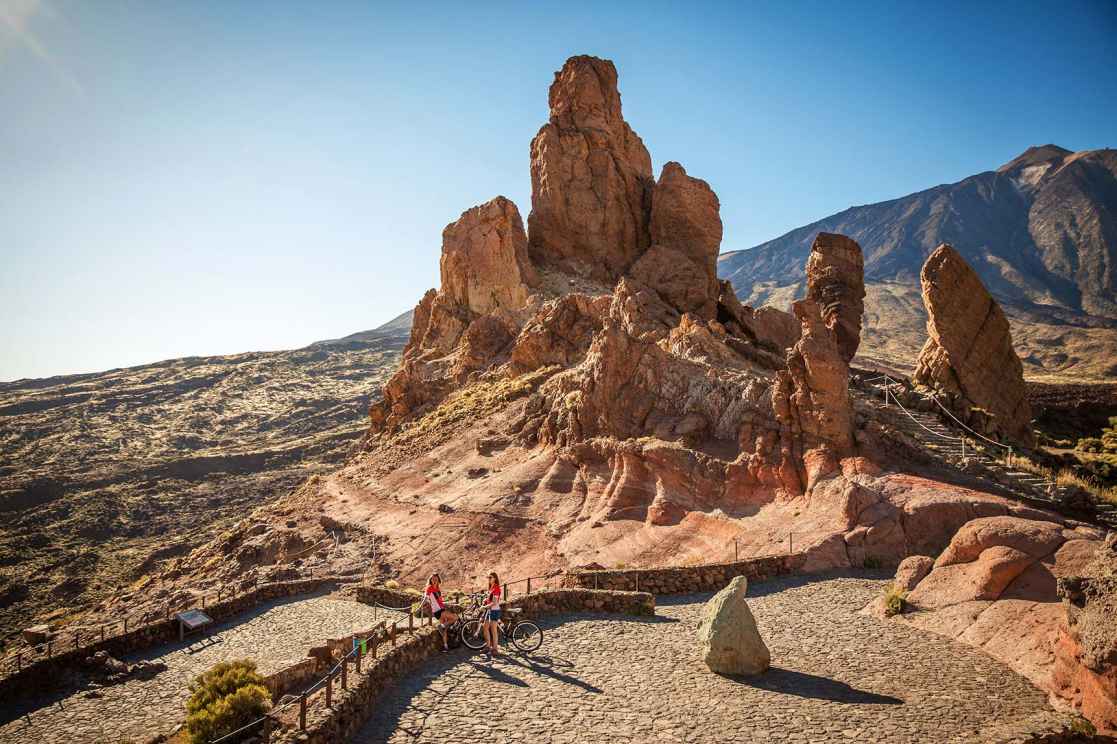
[461,619,487,650]
[510,621,543,652]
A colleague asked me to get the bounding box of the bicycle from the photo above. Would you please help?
[460,605,543,653]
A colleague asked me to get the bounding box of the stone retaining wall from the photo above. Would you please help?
[263,658,318,701]
[0,577,339,700]
[562,553,807,595]
[270,588,654,743]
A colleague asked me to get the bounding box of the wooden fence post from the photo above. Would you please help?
[356,644,362,673]
[100,625,105,642]
[341,658,347,689]
[325,672,332,708]
[408,613,414,634]
[526,577,532,595]
[299,694,307,729]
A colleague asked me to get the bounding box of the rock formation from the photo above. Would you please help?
[1053,532,1117,735]
[895,513,1107,725]
[913,244,1036,447]
[440,197,538,315]
[630,162,722,319]
[697,576,770,676]
[527,55,654,281]
[804,232,865,363]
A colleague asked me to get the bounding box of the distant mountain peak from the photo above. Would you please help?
[997,144,1072,174]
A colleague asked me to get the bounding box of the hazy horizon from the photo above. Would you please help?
[3,1,1116,381]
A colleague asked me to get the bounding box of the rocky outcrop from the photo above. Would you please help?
[440,197,538,315]
[805,232,865,363]
[1053,532,1117,735]
[630,162,722,319]
[370,198,540,432]
[768,298,855,490]
[913,244,1035,447]
[716,283,800,356]
[896,514,1106,714]
[697,576,770,676]
[527,55,654,281]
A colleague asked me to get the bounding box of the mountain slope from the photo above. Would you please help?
[718,146,1117,380]
[0,323,406,642]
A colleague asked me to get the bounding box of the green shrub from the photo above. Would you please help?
[882,584,907,617]
[185,659,270,744]
[1076,437,1104,453]
[863,556,883,570]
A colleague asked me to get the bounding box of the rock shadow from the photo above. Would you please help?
[726,667,903,705]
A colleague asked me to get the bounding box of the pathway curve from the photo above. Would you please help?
[353,574,1056,744]
[0,592,382,744]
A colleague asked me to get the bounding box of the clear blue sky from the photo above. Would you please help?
[3,0,1115,381]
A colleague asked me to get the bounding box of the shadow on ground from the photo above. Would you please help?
[724,667,904,705]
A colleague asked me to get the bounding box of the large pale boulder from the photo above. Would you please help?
[527,55,654,281]
[805,232,865,363]
[697,576,770,676]
[913,244,1035,447]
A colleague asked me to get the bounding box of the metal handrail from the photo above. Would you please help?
[928,394,1013,451]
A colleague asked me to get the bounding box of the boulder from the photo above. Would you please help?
[933,515,1066,568]
[22,624,53,645]
[527,55,654,281]
[805,232,865,363]
[697,576,770,676]
[912,244,1035,447]
[893,555,934,592]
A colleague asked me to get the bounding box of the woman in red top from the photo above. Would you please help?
[482,571,502,659]
[423,573,456,652]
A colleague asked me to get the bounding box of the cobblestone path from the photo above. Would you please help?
[0,593,382,744]
[353,574,1055,744]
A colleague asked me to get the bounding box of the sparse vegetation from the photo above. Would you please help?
[397,367,557,447]
[184,659,270,744]
[862,556,884,570]
[384,579,400,590]
[882,584,907,617]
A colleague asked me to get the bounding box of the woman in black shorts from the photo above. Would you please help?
[423,573,456,652]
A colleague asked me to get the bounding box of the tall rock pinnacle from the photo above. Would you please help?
[913,244,1035,447]
[527,55,655,282]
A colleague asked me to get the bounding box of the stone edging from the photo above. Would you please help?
[562,552,807,595]
[269,588,653,743]
[0,577,342,700]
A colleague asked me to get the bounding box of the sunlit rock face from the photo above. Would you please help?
[913,244,1035,447]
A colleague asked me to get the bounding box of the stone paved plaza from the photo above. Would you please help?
[353,574,1055,744]
[0,593,383,744]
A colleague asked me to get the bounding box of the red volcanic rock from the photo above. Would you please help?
[630,162,722,319]
[913,244,1035,447]
[769,298,855,489]
[933,515,1066,568]
[716,282,800,357]
[527,55,654,281]
[908,544,1036,609]
[893,555,935,592]
[1053,532,1117,735]
[510,294,608,373]
[805,232,865,363]
[440,197,538,316]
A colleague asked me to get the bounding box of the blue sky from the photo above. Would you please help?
[2,0,1115,381]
